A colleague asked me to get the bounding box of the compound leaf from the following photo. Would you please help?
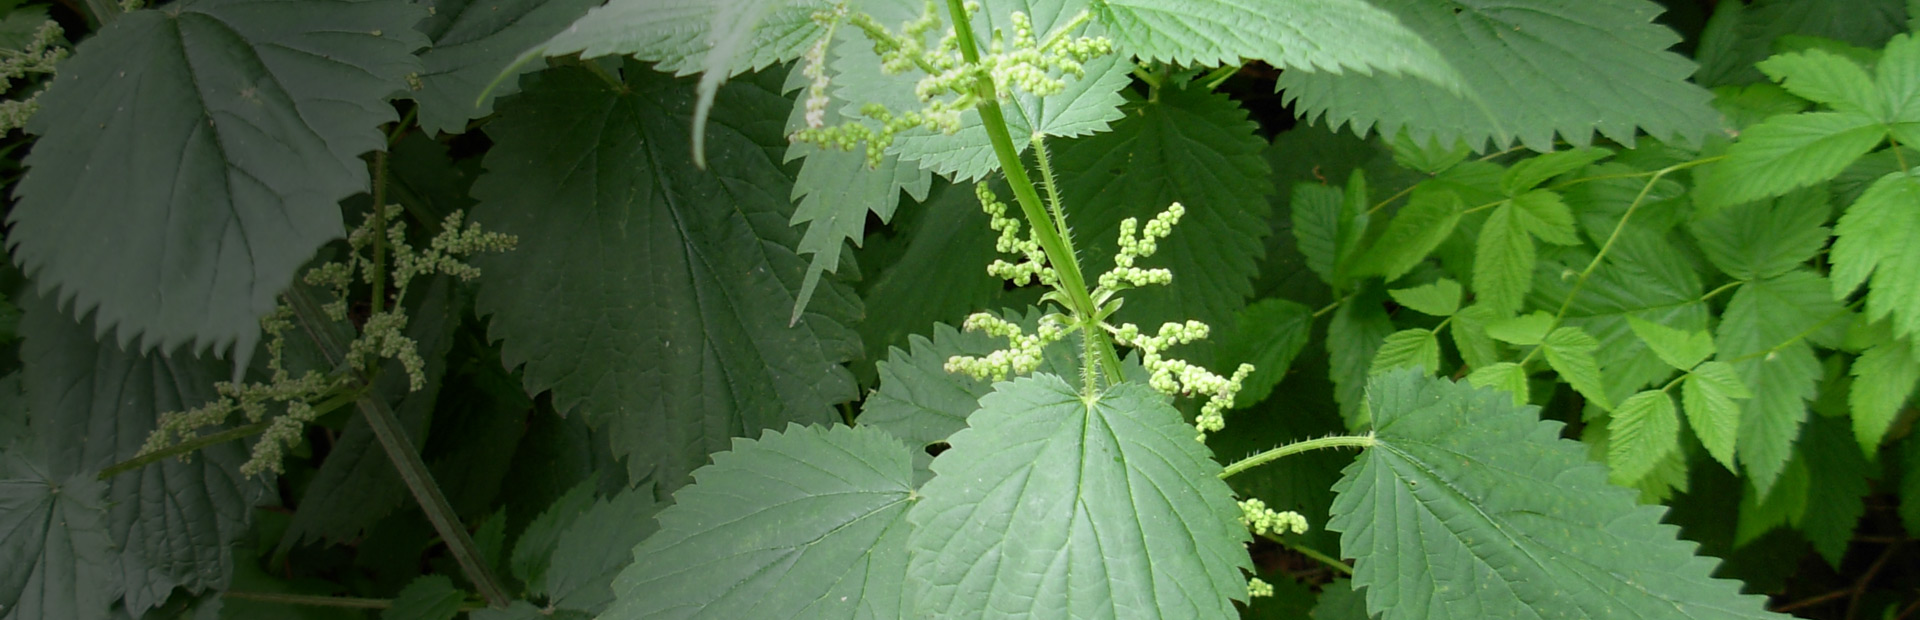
[1484,312,1555,347]
[1832,170,1920,339]
[1280,0,1718,152]
[1542,326,1615,411]
[1695,111,1886,208]
[1755,48,1880,116]
[1370,329,1439,376]
[1388,279,1461,318]
[1473,204,1535,316]
[1330,370,1788,620]
[1683,361,1751,469]
[1331,290,1394,429]
[1220,298,1314,407]
[604,424,914,620]
[471,64,859,489]
[7,0,425,358]
[412,0,599,135]
[1352,186,1462,281]
[1501,148,1613,196]
[1508,190,1582,246]
[1627,316,1716,372]
[1850,339,1920,456]
[908,375,1251,618]
[1093,0,1458,89]
[1607,390,1681,486]
[1688,187,1831,280]
[1718,273,1837,496]
[1290,177,1368,287]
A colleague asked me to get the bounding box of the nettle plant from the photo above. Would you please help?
[3,0,1920,618]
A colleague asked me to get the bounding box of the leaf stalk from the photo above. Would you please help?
[1220,434,1376,478]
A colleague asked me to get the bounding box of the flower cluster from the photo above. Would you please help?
[1237,498,1310,536]
[1095,203,1182,294]
[1247,578,1274,598]
[1111,320,1253,440]
[944,312,1069,381]
[977,182,1057,287]
[142,206,515,476]
[0,19,68,132]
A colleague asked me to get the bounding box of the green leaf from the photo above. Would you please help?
[1352,186,1463,281]
[470,65,858,489]
[0,453,116,620]
[1534,236,1710,409]
[1711,83,1811,131]
[891,54,1133,181]
[19,295,263,617]
[1449,304,1505,370]
[1694,111,1886,208]
[1507,190,1582,246]
[1718,273,1837,496]
[1683,361,1751,469]
[1221,298,1314,406]
[1093,0,1458,89]
[1832,170,1920,339]
[534,0,829,76]
[509,481,595,594]
[1330,290,1394,429]
[543,485,663,613]
[1542,326,1615,411]
[1878,33,1920,123]
[1473,204,1536,316]
[383,575,464,620]
[1693,0,1906,87]
[854,180,1012,371]
[1484,311,1555,347]
[1388,279,1461,317]
[1627,316,1716,371]
[907,375,1251,617]
[6,0,426,357]
[1501,148,1613,196]
[1688,187,1831,280]
[1056,83,1273,346]
[1607,390,1681,486]
[1466,362,1529,407]
[1330,371,1787,620]
[1754,48,1881,116]
[1290,177,1369,287]
[605,424,914,619]
[1850,339,1920,455]
[1370,329,1440,376]
[412,0,598,135]
[1279,0,1718,151]
[1389,132,1471,175]
[1795,416,1873,567]
[786,142,931,323]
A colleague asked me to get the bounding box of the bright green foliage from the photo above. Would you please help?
[1696,112,1885,207]
[1502,148,1613,196]
[1093,0,1457,86]
[1756,48,1879,115]
[605,424,914,619]
[1280,0,1718,151]
[1682,361,1751,469]
[1628,316,1716,371]
[1717,272,1837,495]
[1832,170,1920,339]
[411,0,598,135]
[1352,186,1462,281]
[1485,311,1555,347]
[1542,327,1615,410]
[1330,371,1787,620]
[6,0,426,358]
[0,452,114,620]
[1370,329,1439,376]
[908,375,1251,618]
[533,0,829,76]
[1608,390,1681,485]
[1850,339,1920,455]
[1536,238,1709,408]
[1219,298,1313,406]
[470,65,858,488]
[1688,188,1830,280]
[1467,362,1529,406]
[1388,279,1461,317]
[1056,84,1272,339]
[384,575,464,620]
[1450,305,1505,370]
[1473,202,1537,315]
[1290,173,1370,287]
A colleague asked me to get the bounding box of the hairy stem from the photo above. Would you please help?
[945,0,1123,388]
[284,285,511,608]
[1255,530,1353,576]
[99,422,270,480]
[1221,434,1376,478]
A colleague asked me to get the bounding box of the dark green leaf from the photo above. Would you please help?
[543,484,661,613]
[604,424,913,619]
[382,575,464,620]
[1688,187,1830,280]
[1094,0,1458,87]
[1542,326,1615,411]
[534,0,829,76]
[1794,416,1873,567]
[1352,186,1462,281]
[1221,298,1314,406]
[1693,0,1906,87]
[8,0,426,357]
[0,452,115,620]
[1533,235,1709,407]
[855,180,1013,372]
[908,376,1251,617]
[470,65,859,489]
[1388,279,1461,318]
[1501,148,1613,196]
[412,0,598,134]
[1330,371,1788,620]
[1330,290,1393,429]
[1850,339,1920,455]
[509,481,594,596]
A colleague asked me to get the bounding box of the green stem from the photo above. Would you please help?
[1700,280,1745,303]
[99,422,270,480]
[1221,434,1376,478]
[1255,531,1353,576]
[284,286,511,609]
[386,107,418,147]
[945,0,1123,388]
[370,151,389,316]
[221,591,484,612]
[578,58,626,91]
[1201,64,1240,90]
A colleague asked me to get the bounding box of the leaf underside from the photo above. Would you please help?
[411,0,600,135]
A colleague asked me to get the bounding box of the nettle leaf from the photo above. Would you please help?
[0,452,115,620]
[542,485,662,613]
[1220,298,1313,407]
[1688,187,1830,280]
[908,375,1251,618]
[1542,327,1615,411]
[6,0,425,357]
[1683,361,1751,470]
[1093,0,1457,88]
[1280,0,1717,151]
[1370,329,1440,377]
[19,296,261,617]
[1352,186,1462,281]
[384,575,464,620]
[471,65,859,489]
[1718,272,1837,496]
[1850,339,1920,455]
[1694,111,1885,208]
[1388,279,1461,318]
[534,0,828,76]
[1329,371,1787,620]
[1627,316,1715,372]
[1056,83,1272,347]
[1607,390,1681,486]
[1473,203,1536,316]
[786,139,931,322]
[605,424,914,619]
[890,54,1132,181]
[1832,170,1920,339]
[412,0,599,135]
